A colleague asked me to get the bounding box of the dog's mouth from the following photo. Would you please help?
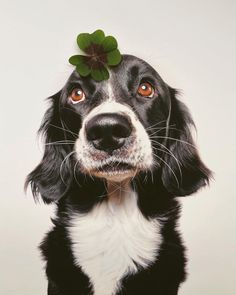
[90,161,137,180]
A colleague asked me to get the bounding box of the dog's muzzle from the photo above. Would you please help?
[85,113,132,154]
[75,103,153,181]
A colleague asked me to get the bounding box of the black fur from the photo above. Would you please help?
[26,55,211,294]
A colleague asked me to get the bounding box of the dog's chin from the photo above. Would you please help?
[85,162,138,182]
[93,170,136,182]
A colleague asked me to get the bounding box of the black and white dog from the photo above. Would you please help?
[26,55,211,295]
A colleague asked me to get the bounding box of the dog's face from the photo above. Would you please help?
[27,55,211,202]
[66,55,171,182]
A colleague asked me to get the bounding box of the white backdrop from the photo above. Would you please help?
[0,0,235,294]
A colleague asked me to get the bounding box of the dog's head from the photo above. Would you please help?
[26,55,211,203]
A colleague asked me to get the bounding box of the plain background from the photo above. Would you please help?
[0,0,235,294]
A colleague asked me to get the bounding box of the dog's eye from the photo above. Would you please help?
[137,82,155,98]
[70,88,85,104]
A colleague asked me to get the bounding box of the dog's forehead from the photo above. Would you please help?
[68,55,160,94]
[111,54,158,77]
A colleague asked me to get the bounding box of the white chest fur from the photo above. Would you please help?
[68,183,162,295]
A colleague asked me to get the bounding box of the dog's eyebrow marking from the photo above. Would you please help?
[66,80,96,96]
[85,80,96,94]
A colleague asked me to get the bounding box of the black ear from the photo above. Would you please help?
[25,91,73,203]
[161,88,212,196]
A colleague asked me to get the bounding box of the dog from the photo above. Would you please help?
[26,54,211,295]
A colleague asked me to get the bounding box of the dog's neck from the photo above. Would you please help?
[106,179,132,203]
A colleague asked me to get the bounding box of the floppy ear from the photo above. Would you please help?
[25,91,73,203]
[161,88,212,196]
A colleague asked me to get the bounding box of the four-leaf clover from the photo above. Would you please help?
[69,30,122,82]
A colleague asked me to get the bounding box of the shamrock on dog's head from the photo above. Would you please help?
[69,30,122,81]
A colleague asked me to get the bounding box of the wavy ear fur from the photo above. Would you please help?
[161,88,212,196]
[25,91,73,203]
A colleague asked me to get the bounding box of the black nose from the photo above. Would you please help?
[85,113,132,153]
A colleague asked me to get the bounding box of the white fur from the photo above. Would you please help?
[107,82,115,101]
[68,184,162,295]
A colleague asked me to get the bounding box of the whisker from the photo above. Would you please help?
[60,119,68,141]
[150,139,183,176]
[111,185,124,195]
[145,120,168,131]
[143,171,148,184]
[97,193,107,199]
[148,126,181,136]
[48,124,78,138]
[73,160,82,187]
[59,151,76,185]
[86,169,95,182]
[131,167,139,182]
[151,170,154,184]
[149,136,196,148]
[153,153,180,188]
[152,145,183,182]
[146,124,176,132]
[44,141,75,146]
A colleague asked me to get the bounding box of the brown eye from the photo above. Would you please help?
[137,82,155,98]
[70,88,85,104]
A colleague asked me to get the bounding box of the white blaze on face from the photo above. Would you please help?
[75,82,153,180]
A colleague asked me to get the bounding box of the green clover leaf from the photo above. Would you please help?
[68,55,85,66]
[107,49,122,66]
[69,29,122,81]
[102,36,118,52]
[76,63,91,77]
[76,33,91,52]
[91,29,105,45]
[91,66,109,81]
